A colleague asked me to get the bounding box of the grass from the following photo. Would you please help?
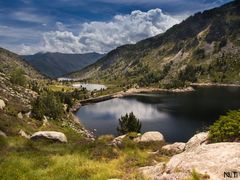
[48,84,75,92]
[0,130,170,180]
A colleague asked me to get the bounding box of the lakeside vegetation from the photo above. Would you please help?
[208,110,240,143]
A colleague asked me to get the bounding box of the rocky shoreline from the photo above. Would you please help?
[71,83,240,112]
[191,82,240,87]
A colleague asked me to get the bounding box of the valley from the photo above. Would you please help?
[0,1,239,179]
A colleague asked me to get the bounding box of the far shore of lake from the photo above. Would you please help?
[70,82,240,112]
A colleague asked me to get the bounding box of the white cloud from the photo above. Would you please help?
[10,11,51,24]
[19,8,180,55]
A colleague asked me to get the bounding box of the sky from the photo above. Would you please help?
[0,0,232,55]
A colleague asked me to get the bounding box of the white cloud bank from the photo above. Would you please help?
[19,8,180,55]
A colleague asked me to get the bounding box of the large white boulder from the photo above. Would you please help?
[135,131,165,143]
[141,142,240,179]
[0,99,6,110]
[185,132,208,151]
[162,142,186,154]
[31,131,67,143]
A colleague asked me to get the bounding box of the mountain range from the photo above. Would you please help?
[22,52,104,78]
[69,0,240,87]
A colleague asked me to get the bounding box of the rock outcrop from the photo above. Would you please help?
[162,142,186,154]
[0,99,6,110]
[185,132,208,151]
[135,131,165,143]
[140,133,240,179]
[165,143,240,179]
[31,131,67,143]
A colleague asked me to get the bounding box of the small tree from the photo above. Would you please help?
[117,112,141,135]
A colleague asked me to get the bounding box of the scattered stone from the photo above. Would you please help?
[134,131,165,143]
[185,132,208,151]
[162,142,186,154]
[0,99,6,110]
[19,129,30,139]
[17,112,23,119]
[31,131,67,143]
[0,130,7,138]
[24,111,31,118]
[42,116,49,126]
[111,134,127,146]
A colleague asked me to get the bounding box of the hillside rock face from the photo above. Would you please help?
[31,131,67,143]
[135,131,165,143]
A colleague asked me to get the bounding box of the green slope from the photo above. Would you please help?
[69,0,240,87]
[0,47,43,79]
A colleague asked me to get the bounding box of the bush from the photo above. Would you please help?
[117,112,141,135]
[208,110,240,143]
[32,92,63,120]
[10,68,26,86]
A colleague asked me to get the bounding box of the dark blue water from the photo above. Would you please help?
[76,87,240,142]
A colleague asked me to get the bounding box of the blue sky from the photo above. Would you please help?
[0,0,232,54]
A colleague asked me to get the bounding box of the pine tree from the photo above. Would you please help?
[117,112,141,135]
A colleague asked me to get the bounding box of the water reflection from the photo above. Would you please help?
[76,87,240,142]
[84,98,169,120]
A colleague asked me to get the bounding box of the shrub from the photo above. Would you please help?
[208,110,240,143]
[10,68,26,86]
[32,92,63,120]
[117,112,141,135]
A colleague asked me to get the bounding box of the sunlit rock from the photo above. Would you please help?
[31,131,67,143]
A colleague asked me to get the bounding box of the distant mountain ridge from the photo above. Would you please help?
[22,52,104,78]
[69,0,240,87]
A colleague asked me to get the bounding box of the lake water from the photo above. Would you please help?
[73,83,106,91]
[76,87,240,142]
